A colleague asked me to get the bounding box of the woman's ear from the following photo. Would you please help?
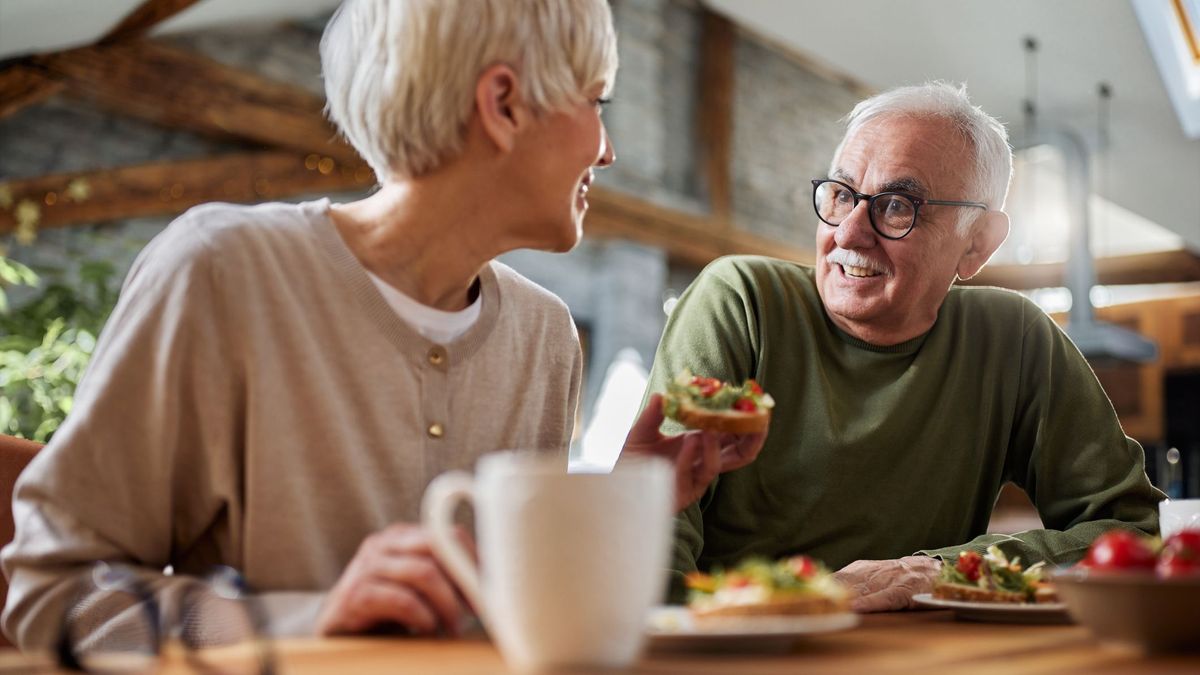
[956,210,1010,281]
[474,64,525,154]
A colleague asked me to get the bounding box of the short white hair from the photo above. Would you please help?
[321,0,619,181]
[831,81,1013,232]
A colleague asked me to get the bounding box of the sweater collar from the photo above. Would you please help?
[822,308,930,355]
[305,199,501,365]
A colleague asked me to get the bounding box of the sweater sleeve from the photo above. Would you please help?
[0,222,325,651]
[919,303,1164,564]
[564,323,584,455]
[644,258,760,602]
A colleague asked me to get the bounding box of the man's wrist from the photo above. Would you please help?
[901,555,942,574]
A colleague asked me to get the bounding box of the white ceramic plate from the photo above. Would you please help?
[645,606,859,650]
[911,593,1072,624]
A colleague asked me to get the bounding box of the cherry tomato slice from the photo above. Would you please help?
[733,397,757,412]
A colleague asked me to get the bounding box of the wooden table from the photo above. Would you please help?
[158,610,1200,674]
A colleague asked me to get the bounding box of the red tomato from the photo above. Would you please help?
[788,556,816,579]
[1162,529,1200,553]
[1157,530,1200,579]
[1157,550,1200,578]
[1082,530,1158,571]
[747,380,764,396]
[733,397,757,412]
[956,550,983,582]
[690,376,723,398]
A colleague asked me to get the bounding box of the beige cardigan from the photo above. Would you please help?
[2,200,582,650]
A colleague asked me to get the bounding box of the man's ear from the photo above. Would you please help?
[956,210,1010,281]
[474,63,526,154]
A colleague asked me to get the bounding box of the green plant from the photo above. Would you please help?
[0,257,117,441]
[0,257,38,314]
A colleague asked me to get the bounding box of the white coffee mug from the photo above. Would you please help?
[1159,499,1200,538]
[421,451,673,673]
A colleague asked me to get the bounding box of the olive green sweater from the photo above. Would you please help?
[649,256,1163,600]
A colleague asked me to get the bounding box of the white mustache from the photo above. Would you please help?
[825,249,889,276]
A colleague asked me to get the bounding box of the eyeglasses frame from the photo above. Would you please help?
[810,178,988,240]
[56,562,276,674]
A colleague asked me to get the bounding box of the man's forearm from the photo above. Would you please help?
[916,517,1156,567]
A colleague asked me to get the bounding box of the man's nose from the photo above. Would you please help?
[833,199,877,249]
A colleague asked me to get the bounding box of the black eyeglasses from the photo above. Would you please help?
[811,179,988,240]
[57,562,276,674]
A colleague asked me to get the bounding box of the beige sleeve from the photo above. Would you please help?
[1,224,321,650]
[564,321,584,454]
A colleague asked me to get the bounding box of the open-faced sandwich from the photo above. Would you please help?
[663,369,774,435]
[933,546,1058,604]
[684,555,849,620]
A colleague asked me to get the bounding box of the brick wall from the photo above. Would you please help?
[731,37,864,248]
[0,0,863,426]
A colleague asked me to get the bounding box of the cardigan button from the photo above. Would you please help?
[427,423,445,439]
[428,348,445,366]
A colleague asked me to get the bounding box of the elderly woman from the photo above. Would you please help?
[1,0,762,649]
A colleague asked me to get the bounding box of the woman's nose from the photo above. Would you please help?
[596,127,615,168]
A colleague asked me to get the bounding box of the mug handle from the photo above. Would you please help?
[420,471,485,622]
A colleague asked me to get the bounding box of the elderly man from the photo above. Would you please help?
[647,82,1163,611]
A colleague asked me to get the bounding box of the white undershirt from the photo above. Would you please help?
[365,270,482,344]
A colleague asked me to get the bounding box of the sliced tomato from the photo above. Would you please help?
[787,555,816,579]
[690,376,723,398]
[956,550,983,582]
[733,397,757,412]
[747,380,764,396]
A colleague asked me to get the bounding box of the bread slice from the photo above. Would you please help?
[691,592,848,620]
[1032,582,1059,604]
[670,400,771,434]
[932,581,1027,604]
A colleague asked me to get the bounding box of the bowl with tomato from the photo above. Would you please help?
[1052,529,1200,652]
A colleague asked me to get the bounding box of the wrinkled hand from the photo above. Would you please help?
[317,523,475,636]
[833,556,942,612]
[621,393,768,512]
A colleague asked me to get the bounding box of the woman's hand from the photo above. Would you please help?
[316,523,474,636]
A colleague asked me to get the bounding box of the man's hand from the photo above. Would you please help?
[316,523,474,636]
[833,556,942,612]
[621,393,767,512]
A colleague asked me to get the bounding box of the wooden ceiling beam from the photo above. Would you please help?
[0,152,375,233]
[0,64,63,119]
[0,0,204,121]
[33,41,359,163]
[964,249,1200,289]
[100,0,205,44]
[696,9,736,222]
[0,163,816,270]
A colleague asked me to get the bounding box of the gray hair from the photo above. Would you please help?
[321,0,619,182]
[831,81,1013,232]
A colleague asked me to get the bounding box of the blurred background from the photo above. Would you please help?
[1,1,1198,506]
